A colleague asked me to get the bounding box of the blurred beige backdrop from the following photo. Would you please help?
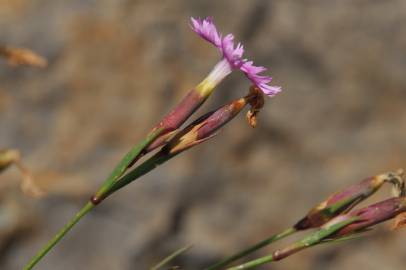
[1,0,406,269]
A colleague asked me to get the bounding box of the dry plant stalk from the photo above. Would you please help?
[0,45,47,68]
[0,149,44,198]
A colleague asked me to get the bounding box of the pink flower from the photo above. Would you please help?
[191,17,281,97]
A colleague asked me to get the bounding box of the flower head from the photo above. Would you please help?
[191,17,281,97]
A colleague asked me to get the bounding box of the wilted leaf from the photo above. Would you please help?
[14,160,45,198]
[246,86,264,128]
[391,212,406,230]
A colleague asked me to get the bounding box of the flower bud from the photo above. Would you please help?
[161,87,263,155]
[331,196,406,237]
[294,171,404,230]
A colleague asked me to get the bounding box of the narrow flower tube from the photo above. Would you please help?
[154,89,207,134]
[294,171,404,230]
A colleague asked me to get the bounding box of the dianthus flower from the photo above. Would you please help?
[191,17,281,97]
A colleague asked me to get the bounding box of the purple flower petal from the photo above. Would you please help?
[190,17,222,48]
[221,34,245,68]
[241,61,281,97]
[191,17,281,97]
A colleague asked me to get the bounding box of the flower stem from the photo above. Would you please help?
[24,202,95,270]
[226,253,276,270]
[225,242,307,270]
[227,217,359,270]
[150,244,193,270]
[205,227,296,270]
[107,151,176,197]
[23,129,164,269]
[93,128,164,202]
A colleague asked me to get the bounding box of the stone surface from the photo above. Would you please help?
[1,0,406,269]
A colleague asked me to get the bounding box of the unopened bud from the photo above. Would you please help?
[163,88,264,155]
[294,171,404,230]
[332,196,406,237]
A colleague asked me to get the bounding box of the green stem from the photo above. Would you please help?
[205,227,296,270]
[225,242,307,270]
[24,202,95,270]
[94,128,164,200]
[23,149,171,270]
[23,129,164,270]
[227,217,360,270]
[106,151,177,197]
[150,244,193,270]
[226,253,276,270]
[24,149,177,269]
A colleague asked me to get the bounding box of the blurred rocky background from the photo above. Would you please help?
[1,0,406,269]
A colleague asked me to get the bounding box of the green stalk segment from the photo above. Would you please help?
[106,151,176,196]
[227,253,275,270]
[205,227,296,270]
[93,128,164,201]
[227,217,358,270]
[150,244,193,270]
[23,129,163,270]
[23,202,95,270]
